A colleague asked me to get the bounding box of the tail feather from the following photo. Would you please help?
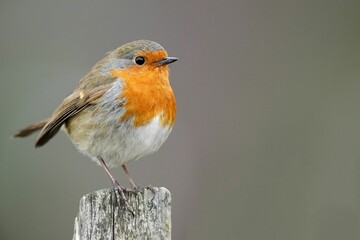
[14,119,49,138]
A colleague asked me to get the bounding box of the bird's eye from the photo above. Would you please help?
[134,56,145,65]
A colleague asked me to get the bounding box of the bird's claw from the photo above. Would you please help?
[112,180,135,216]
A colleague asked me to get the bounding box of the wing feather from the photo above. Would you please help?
[35,86,109,147]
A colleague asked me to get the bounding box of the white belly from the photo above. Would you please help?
[92,115,172,168]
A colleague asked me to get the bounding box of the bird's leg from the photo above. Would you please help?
[98,157,134,214]
[121,164,156,196]
[121,164,137,190]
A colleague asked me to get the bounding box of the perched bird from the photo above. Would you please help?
[14,40,177,205]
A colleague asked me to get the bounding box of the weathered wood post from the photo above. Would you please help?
[73,187,171,240]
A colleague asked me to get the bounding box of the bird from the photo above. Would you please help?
[14,40,177,207]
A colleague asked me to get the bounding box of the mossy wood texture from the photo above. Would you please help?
[73,187,171,240]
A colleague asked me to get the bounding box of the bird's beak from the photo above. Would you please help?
[155,57,178,66]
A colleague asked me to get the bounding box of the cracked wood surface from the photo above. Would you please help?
[73,187,171,240]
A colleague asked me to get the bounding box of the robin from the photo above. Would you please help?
[14,40,177,207]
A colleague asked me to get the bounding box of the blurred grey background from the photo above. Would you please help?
[1,0,360,239]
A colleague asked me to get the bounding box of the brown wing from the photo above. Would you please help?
[35,86,108,147]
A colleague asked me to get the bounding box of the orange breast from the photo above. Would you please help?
[111,65,176,127]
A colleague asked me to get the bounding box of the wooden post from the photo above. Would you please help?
[73,187,171,240]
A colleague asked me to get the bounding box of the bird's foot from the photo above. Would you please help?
[112,180,135,216]
[145,185,156,194]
